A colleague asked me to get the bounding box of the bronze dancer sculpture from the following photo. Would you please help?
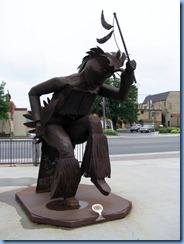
[27,47,136,207]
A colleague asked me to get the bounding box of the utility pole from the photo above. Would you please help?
[148,95,152,120]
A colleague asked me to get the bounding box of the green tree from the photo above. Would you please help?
[91,78,138,129]
[0,81,9,120]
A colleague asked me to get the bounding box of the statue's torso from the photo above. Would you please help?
[54,87,98,118]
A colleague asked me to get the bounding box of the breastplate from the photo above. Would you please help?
[62,90,96,116]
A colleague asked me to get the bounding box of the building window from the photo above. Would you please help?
[168,103,172,109]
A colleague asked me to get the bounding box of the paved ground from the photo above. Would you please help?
[0,151,180,240]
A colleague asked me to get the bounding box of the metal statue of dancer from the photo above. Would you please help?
[25,11,137,208]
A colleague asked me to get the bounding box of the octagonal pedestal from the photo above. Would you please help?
[16,184,132,228]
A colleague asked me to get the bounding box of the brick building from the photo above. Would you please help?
[138,91,180,127]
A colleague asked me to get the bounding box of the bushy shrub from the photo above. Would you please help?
[159,127,180,134]
[158,128,168,133]
[154,127,159,131]
[167,128,173,133]
[171,129,180,134]
[103,129,118,136]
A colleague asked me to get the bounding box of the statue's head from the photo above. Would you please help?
[6,94,11,101]
[78,47,126,88]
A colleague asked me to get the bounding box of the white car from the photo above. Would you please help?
[130,124,142,132]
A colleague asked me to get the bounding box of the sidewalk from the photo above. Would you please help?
[0,151,180,240]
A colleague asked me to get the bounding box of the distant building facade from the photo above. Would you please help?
[138,91,180,127]
[0,108,28,136]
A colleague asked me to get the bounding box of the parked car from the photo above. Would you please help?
[130,124,142,132]
[139,125,155,133]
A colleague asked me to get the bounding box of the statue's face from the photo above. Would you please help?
[6,95,11,101]
[84,58,114,89]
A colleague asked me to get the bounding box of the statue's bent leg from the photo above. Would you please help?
[1,119,6,134]
[43,124,81,205]
[70,115,111,196]
[86,116,111,195]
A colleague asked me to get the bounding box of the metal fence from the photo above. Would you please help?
[0,139,86,166]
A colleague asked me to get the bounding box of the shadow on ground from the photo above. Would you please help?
[0,178,74,231]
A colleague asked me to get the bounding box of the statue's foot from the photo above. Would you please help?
[65,197,80,207]
[91,178,111,196]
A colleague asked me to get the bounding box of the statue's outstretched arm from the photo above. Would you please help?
[99,60,136,101]
[28,77,67,122]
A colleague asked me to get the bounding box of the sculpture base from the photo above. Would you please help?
[15,184,132,228]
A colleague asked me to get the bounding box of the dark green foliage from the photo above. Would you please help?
[103,129,118,136]
[0,81,9,120]
[158,128,168,133]
[91,78,138,129]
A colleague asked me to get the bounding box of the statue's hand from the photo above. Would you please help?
[35,121,44,138]
[121,60,137,85]
[126,60,136,72]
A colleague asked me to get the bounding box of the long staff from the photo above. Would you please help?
[97,11,137,82]
[113,12,130,62]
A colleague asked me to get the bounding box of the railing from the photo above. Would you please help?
[74,143,87,162]
[0,139,86,166]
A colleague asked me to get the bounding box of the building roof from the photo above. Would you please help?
[143,92,170,104]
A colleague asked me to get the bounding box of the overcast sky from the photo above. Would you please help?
[0,0,180,110]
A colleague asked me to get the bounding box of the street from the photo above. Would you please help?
[107,132,180,155]
[0,133,180,163]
